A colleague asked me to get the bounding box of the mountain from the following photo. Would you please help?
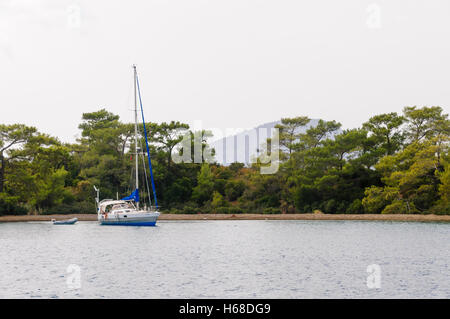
[210,119,325,165]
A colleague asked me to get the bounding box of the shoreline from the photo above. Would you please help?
[1,213,450,223]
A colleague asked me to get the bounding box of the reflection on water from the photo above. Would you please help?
[0,220,449,298]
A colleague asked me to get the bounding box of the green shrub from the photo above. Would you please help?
[346,199,363,214]
[255,194,279,208]
[225,180,246,201]
[0,194,27,216]
[263,207,281,214]
[381,200,415,214]
[211,191,228,209]
[229,207,244,214]
[41,201,96,215]
[430,201,450,215]
[236,199,256,212]
[215,207,231,214]
[362,186,389,214]
[213,206,243,214]
[181,203,200,214]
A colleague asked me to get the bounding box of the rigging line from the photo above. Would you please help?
[136,72,158,208]
[140,151,152,208]
[128,158,134,196]
[137,125,152,208]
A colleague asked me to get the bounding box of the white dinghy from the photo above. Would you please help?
[52,218,78,225]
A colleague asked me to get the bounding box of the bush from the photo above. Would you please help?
[346,199,363,214]
[214,206,244,214]
[381,201,414,214]
[255,194,279,208]
[431,201,450,215]
[362,186,389,214]
[181,202,200,214]
[294,185,320,211]
[215,207,231,214]
[287,205,296,214]
[236,199,257,212]
[229,207,244,214]
[225,180,246,201]
[323,199,337,213]
[0,194,27,216]
[263,207,281,214]
[211,191,228,209]
[302,204,311,213]
[41,201,96,215]
[213,179,227,196]
[336,201,348,213]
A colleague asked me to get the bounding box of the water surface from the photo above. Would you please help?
[0,220,449,298]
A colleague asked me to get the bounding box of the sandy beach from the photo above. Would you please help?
[1,213,449,222]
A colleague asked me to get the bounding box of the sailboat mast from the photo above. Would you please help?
[133,65,139,209]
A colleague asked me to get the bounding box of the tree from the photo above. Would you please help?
[322,129,368,171]
[301,119,341,149]
[211,191,227,210]
[275,116,310,157]
[436,152,450,213]
[191,164,214,204]
[151,121,189,170]
[78,109,120,140]
[362,112,405,156]
[225,180,246,201]
[362,140,446,214]
[165,176,193,203]
[291,126,379,213]
[0,124,37,192]
[175,130,216,164]
[2,107,449,216]
[403,106,448,142]
[77,109,133,199]
[362,185,393,214]
[5,137,75,212]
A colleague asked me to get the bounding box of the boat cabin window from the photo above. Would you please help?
[111,203,134,211]
[101,202,135,213]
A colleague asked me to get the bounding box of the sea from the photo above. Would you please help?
[0,220,448,298]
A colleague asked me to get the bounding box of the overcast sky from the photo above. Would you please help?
[1,0,449,142]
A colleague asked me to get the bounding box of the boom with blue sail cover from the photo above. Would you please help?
[121,188,139,202]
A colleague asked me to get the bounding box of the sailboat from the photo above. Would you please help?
[95,65,160,226]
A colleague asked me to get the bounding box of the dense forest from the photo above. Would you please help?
[0,106,449,215]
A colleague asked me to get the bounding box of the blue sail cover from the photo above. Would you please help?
[122,189,139,202]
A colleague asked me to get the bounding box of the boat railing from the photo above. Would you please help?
[99,199,114,205]
[144,205,160,212]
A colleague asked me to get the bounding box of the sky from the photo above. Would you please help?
[1,0,449,143]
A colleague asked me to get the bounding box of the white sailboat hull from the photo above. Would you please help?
[98,211,160,226]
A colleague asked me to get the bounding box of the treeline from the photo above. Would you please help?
[0,106,449,215]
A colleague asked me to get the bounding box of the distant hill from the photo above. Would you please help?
[211,119,331,165]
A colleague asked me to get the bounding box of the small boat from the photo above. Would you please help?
[52,218,78,225]
[94,65,160,226]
